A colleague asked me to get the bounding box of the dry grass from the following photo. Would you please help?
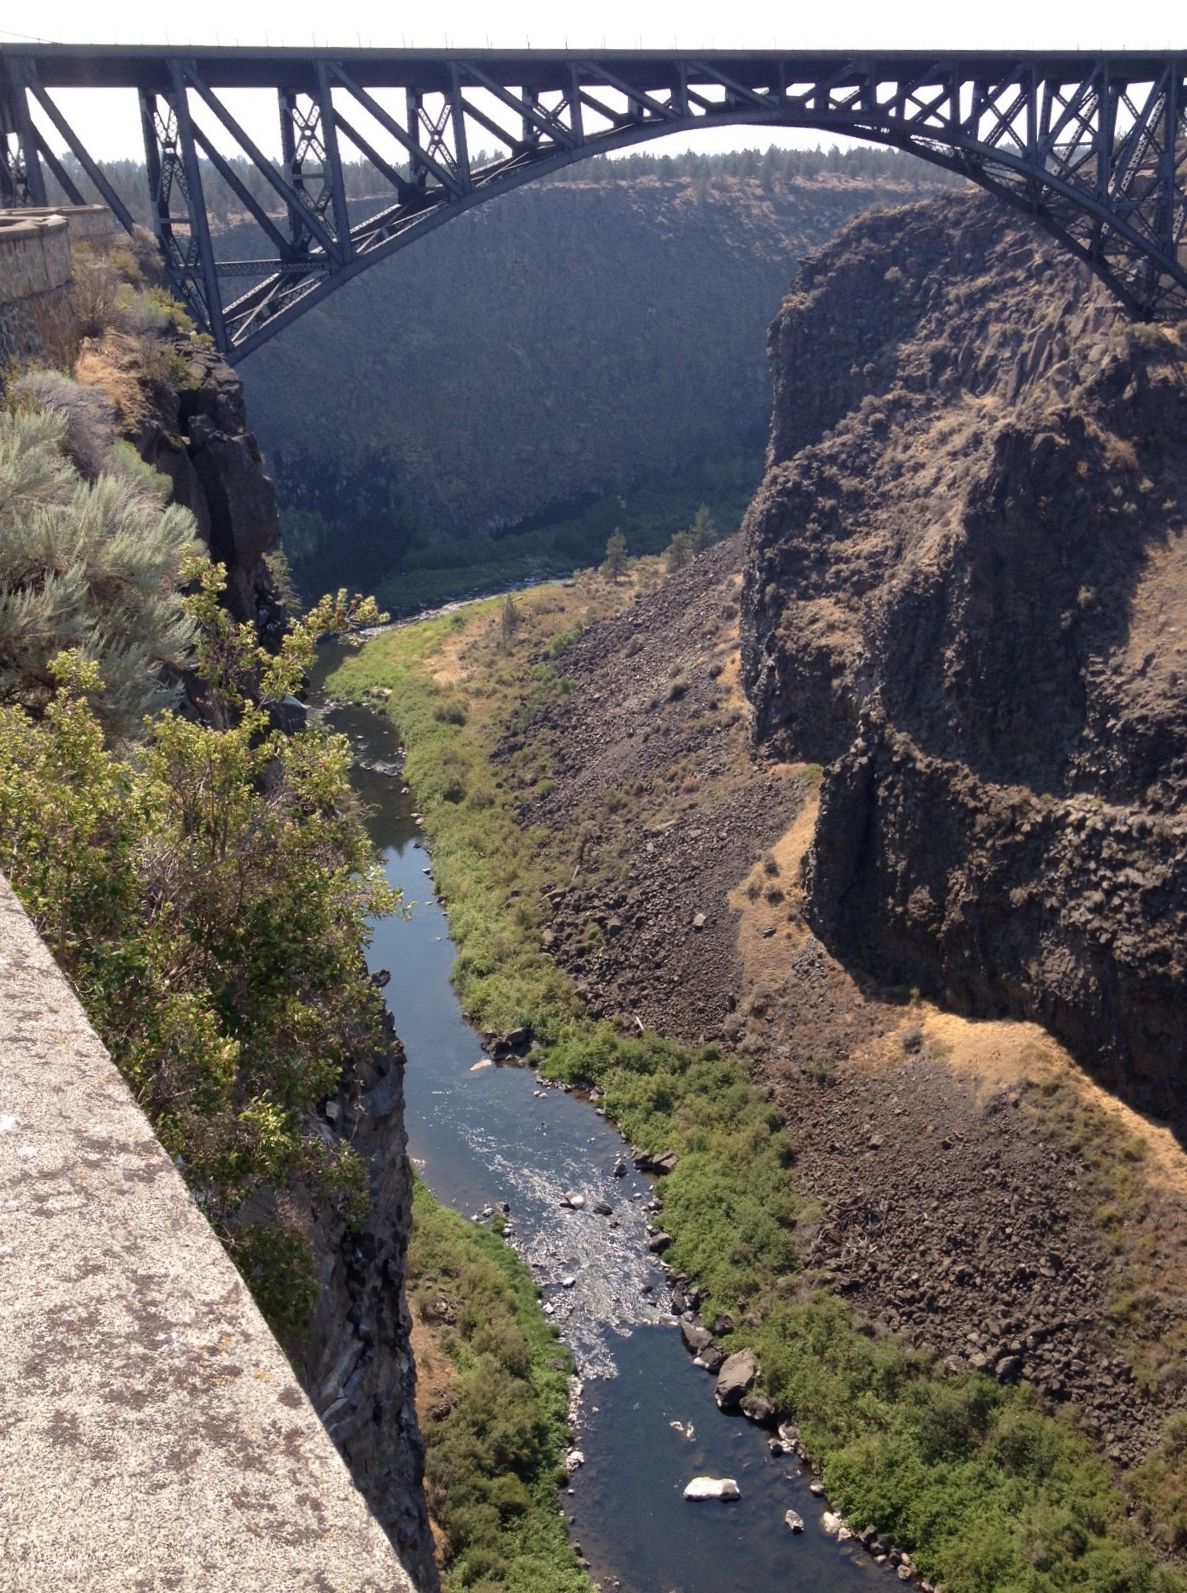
[73,331,151,429]
[728,780,819,989]
[407,1297,456,1568]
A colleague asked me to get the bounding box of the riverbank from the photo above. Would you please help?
[328,567,1186,1592]
[408,1181,590,1592]
[325,676,885,1593]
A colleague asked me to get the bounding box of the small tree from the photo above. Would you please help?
[602,528,628,583]
[666,530,694,573]
[689,503,718,554]
[499,592,520,652]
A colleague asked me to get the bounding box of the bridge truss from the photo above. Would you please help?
[1,46,1185,361]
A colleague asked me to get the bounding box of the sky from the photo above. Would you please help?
[2,0,1177,162]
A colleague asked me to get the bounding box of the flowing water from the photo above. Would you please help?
[319,670,890,1593]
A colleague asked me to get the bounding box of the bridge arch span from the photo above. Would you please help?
[2,46,1184,360]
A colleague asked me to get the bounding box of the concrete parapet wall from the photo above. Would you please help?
[0,205,120,369]
[0,872,418,1591]
[0,212,72,305]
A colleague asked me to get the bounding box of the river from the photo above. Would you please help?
[320,679,889,1593]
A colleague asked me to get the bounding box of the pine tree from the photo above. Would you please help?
[499,592,520,651]
[666,530,694,572]
[689,503,718,553]
[602,528,628,582]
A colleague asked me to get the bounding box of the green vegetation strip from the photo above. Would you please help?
[332,606,1185,1593]
[410,1182,590,1593]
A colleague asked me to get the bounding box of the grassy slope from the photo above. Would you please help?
[331,577,1185,1593]
[409,1182,591,1593]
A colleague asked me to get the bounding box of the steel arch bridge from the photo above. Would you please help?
[2,44,1185,363]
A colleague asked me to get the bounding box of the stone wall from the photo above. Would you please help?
[0,871,420,1591]
[0,205,114,369]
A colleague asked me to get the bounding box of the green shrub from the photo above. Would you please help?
[0,548,391,1338]
[410,1183,591,1592]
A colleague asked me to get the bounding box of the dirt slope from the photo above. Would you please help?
[497,197,1187,1484]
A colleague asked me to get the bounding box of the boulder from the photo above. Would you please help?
[784,1510,805,1533]
[701,1346,726,1374]
[683,1477,740,1501]
[489,1026,532,1059]
[264,694,308,736]
[821,1511,844,1536]
[740,1393,777,1427]
[714,1348,758,1410]
[648,1231,672,1254]
[634,1148,679,1176]
[679,1319,713,1355]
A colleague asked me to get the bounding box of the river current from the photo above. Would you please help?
[321,678,888,1593]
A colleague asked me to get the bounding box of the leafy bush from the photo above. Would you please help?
[0,529,391,1335]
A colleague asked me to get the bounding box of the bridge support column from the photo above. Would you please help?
[0,67,46,207]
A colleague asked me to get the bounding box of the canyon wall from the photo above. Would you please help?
[741,192,1187,1105]
[137,345,438,1587]
[238,171,943,592]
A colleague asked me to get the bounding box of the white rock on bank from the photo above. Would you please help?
[470,1059,493,1072]
[683,1477,741,1501]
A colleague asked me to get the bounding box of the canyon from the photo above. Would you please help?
[237,160,947,596]
[4,152,1187,1593]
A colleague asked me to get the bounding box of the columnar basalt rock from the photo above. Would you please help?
[134,344,287,632]
[741,191,1187,1104]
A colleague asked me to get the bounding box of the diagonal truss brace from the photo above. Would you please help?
[2,49,1183,361]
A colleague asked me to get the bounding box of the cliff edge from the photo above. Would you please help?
[741,191,1187,1108]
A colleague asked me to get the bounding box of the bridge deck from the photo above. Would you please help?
[3,43,1181,91]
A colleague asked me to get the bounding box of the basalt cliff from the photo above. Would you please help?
[499,190,1187,1479]
[741,191,1187,1110]
[131,339,437,1588]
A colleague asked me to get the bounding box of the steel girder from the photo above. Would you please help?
[2,47,1185,362]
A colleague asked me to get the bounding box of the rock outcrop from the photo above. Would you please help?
[136,344,286,631]
[741,191,1187,1105]
[290,1019,438,1591]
